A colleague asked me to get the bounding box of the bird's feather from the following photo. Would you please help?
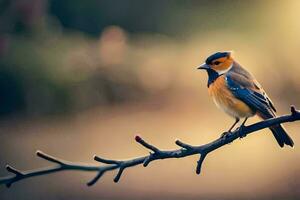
[226,63,276,116]
[226,78,272,117]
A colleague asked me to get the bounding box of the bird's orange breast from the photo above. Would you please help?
[208,76,254,118]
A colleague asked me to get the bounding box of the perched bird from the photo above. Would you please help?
[197,51,294,147]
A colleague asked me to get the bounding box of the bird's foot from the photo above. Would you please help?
[220,131,231,139]
[220,131,233,145]
[236,125,246,138]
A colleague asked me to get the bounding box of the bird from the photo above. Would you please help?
[197,51,294,147]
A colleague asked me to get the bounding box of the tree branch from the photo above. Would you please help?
[0,105,299,188]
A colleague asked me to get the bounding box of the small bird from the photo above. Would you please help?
[197,51,294,147]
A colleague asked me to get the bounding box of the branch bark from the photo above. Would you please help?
[0,105,299,188]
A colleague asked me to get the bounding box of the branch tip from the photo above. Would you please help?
[92,154,97,161]
[6,165,23,176]
[175,140,194,150]
[196,154,207,174]
[36,150,42,155]
[36,151,64,165]
[291,105,297,115]
[135,135,142,142]
[113,167,124,183]
[136,137,160,153]
[94,155,120,165]
[87,170,105,186]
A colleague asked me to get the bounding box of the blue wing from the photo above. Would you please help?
[226,74,275,118]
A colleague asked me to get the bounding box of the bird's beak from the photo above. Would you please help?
[197,63,210,70]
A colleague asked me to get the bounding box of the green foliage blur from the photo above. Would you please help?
[1,0,298,118]
[3,0,225,116]
[0,1,206,116]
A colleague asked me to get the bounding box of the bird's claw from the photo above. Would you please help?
[220,131,231,139]
[236,125,246,138]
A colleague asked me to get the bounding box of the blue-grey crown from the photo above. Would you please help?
[205,52,230,64]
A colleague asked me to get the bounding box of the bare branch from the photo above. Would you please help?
[135,135,161,153]
[36,151,65,165]
[86,169,106,186]
[196,154,207,174]
[114,166,125,183]
[0,105,299,188]
[6,165,24,176]
[175,140,195,150]
[93,155,121,165]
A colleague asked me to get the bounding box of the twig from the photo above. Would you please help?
[0,105,299,188]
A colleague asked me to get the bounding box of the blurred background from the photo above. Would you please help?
[1,0,300,199]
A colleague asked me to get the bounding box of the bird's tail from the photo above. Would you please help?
[270,125,294,148]
[258,112,294,148]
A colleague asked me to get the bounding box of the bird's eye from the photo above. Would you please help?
[214,61,221,65]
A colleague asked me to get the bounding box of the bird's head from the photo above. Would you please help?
[197,51,234,75]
